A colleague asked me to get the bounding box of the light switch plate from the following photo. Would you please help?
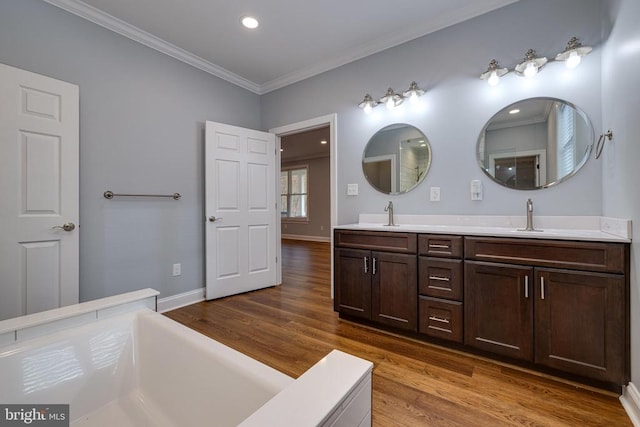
[471,179,483,201]
[347,184,359,196]
[430,187,441,202]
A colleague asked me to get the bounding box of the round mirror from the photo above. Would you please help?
[477,97,593,190]
[362,124,432,194]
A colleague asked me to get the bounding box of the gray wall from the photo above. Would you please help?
[261,0,605,223]
[0,0,261,302]
[601,0,640,390]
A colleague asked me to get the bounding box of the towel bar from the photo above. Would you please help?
[103,190,181,200]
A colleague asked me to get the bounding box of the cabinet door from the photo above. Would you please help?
[371,251,417,331]
[535,268,626,384]
[465,261,534,361]
[334,248,371,320]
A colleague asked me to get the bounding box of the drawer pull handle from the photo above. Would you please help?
[429,244,450,249]
[524,275,529,299]
[372,257,377,275]
[429,275,450,282]
[363,257,368,273]
[429,316,450,324]
[541,277,545,300]
[428,285,451,292]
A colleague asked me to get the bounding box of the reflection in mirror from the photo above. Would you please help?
[362,124,432,194]
[477,98,593,190]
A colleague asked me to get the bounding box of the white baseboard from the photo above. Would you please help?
[157,287,205,313]
[621,382,640,426]
[282,234,331,243]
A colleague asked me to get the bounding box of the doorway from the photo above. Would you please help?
[269,114,337,288]
[280,126,331,242]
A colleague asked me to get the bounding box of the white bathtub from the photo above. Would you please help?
[0,289,372,426]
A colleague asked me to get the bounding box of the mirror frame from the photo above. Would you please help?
[476,97,594,190]
[362,123,432,195]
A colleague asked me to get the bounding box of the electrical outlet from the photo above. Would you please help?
[430,187,441,202]
[347,184,359,196]
[172,263,181,277]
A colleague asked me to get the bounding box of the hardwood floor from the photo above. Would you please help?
[165,239,631,426]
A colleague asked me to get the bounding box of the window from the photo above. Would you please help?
[556,103,576,178]
[280,166,308,220]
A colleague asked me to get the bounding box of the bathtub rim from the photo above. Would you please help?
[0,288,158,347]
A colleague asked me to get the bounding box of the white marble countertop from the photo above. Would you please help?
[334,214,632,243]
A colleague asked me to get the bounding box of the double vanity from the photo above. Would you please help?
[333,215,631,390]
[344,95,631,390]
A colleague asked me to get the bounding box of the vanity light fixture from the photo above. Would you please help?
[358,82,425,114]
[555,37,592,69]
[358,94,379,114]
[402,81,425,104]
[480,37,592,85]
[480,60,509,86]
[379,88,404,110]
[514,49,548,78]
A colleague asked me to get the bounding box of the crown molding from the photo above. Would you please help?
[43,0,518,95]
[42,0,261,94]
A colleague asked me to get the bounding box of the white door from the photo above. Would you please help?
[0,63,79,321]
[205,121,277,299]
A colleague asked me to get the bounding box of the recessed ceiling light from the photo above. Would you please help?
[320,140,327,144]
[509,109,521,115]
[241,16,259,29]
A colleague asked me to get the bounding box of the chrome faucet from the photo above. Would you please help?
[525,198,535,231]
[384,201,395,226]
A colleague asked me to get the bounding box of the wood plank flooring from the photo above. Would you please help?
[165,239,631,426]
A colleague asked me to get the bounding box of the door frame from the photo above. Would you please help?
[269,114,337,291]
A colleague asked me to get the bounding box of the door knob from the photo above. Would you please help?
[52,222,76,232]
[208,216,223,222]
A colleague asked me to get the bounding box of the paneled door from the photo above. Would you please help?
[0,63,79,321]
[205,121,277,299]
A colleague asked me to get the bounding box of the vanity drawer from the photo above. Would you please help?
[418,235,463,258]
[419,257,463,300]
[465,237,628,273]
[334,230,417,254]
[419,297,463,343]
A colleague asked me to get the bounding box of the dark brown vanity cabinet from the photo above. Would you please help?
[334,230,417,331]
[465,237,629,384]
[465,261,533,360]
[418,235,464,343]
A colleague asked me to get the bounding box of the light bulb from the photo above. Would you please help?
[409,91,419,104]
[363,103,373,115]
[566,51,581,69]
[523,62,538,78]
[386,97,396,110]
[487,70,500,86]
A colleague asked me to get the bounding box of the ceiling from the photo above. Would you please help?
[281,127,330,162]
[486,98,554,131]
[44,0,518,94]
